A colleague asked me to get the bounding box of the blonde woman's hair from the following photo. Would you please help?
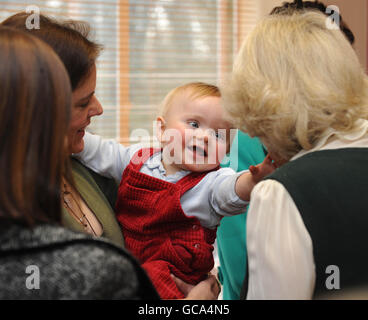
[223,11,368,161]
[158,82,221,118]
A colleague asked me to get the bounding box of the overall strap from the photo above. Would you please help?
[177,166,220,195]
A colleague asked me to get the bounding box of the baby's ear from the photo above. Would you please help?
[156,116,166,143]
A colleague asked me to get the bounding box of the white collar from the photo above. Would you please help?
[291,119,368,161]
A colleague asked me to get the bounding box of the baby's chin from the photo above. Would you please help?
[180,162,220,173]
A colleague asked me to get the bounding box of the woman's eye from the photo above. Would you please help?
[188,121,199,128]
[79,100,90,108]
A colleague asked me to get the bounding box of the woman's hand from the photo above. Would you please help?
[171,274,221,300]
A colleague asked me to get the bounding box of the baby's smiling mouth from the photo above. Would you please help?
[188,145,207,157]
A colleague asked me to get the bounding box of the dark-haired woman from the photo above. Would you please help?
[2,12,220,299]
[2,12,125,246]
[2,13,123,245]
[0,26,159,299]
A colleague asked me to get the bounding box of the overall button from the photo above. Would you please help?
[192,225,199,231]
[194,243,200,249]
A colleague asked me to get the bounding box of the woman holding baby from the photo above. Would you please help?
[0,12,220,299]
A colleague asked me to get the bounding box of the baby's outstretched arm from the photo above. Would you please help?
[74,132,140,184]
[235,154,276,201]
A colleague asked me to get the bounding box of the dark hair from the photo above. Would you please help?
[0,27,72,226]
[2,12,102,90]
[270,0,355,45]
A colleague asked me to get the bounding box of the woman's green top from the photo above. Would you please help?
[217,130,266,300]
[62,158,124,248]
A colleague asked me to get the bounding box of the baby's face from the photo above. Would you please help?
[158,95,232,174]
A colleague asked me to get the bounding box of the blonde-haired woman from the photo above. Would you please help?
[223,11,368,299]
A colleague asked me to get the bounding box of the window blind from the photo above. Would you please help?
[0,0,258,145]
[0,0,120,140]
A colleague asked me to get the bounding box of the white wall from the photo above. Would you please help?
[324,0,367,71]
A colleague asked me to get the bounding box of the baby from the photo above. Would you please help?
[75,82,275,299]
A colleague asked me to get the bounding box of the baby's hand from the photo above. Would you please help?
[249,154,276,183]
[235,154,277,201]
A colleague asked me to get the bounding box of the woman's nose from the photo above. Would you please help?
[88,96,103,117]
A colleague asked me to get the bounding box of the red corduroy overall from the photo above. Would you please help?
[116,148,217,299]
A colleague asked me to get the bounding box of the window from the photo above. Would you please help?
[0,0,120,139]
[0,0,258,145]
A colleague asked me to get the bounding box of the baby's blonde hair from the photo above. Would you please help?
[158,82,221,118]
[223,11,368,160]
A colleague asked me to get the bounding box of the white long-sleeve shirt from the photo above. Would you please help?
[246,119,368,299]
[75,132,249,229]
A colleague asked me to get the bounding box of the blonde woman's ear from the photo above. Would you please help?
[156,116,166,143]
